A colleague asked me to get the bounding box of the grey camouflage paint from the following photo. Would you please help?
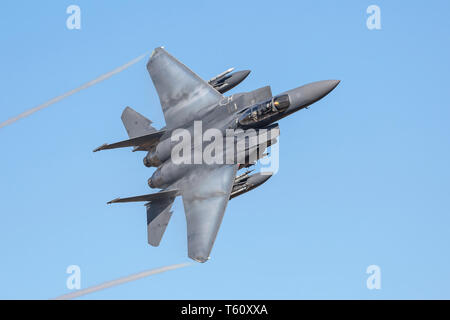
[95,47,340,263]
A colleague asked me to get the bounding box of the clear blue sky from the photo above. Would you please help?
[0,0,449,299]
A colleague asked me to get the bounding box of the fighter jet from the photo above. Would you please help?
[94,47,340,263]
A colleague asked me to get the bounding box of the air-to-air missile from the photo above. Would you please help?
[208,68,251,93]
[230,170,273,199]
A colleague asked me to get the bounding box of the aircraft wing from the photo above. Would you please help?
[178,164,238,262]
[107,189,179,204]
[93,130,166,152]
[147,47,223,129]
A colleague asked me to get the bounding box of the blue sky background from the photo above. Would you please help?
[0,0,449,299]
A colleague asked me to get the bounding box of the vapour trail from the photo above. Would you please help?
[52,263,191,300]
[0,53,148,129]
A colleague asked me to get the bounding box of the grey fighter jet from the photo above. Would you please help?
[94,47,340,263]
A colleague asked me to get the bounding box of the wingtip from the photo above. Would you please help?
[107,198,120,204]
[93,143,108,152]
[151,46,166,57]
[191,256,210,263]
[148,47,166,68]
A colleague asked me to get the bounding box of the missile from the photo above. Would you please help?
[230,172,273,199]
[234,169,255,184]
[208,68,235,83]
[209,69,251,94]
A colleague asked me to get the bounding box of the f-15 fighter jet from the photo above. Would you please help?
[94,47,340,263]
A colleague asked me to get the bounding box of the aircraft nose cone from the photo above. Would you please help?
[285,80,340,111]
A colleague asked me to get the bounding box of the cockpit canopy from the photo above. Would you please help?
[238,94,290,127]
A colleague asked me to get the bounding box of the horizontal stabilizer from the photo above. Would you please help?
[107,189,179,204]
[93,130,166,152]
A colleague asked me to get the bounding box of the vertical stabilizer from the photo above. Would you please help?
[146,197,175,246]
[121,107,157,138]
